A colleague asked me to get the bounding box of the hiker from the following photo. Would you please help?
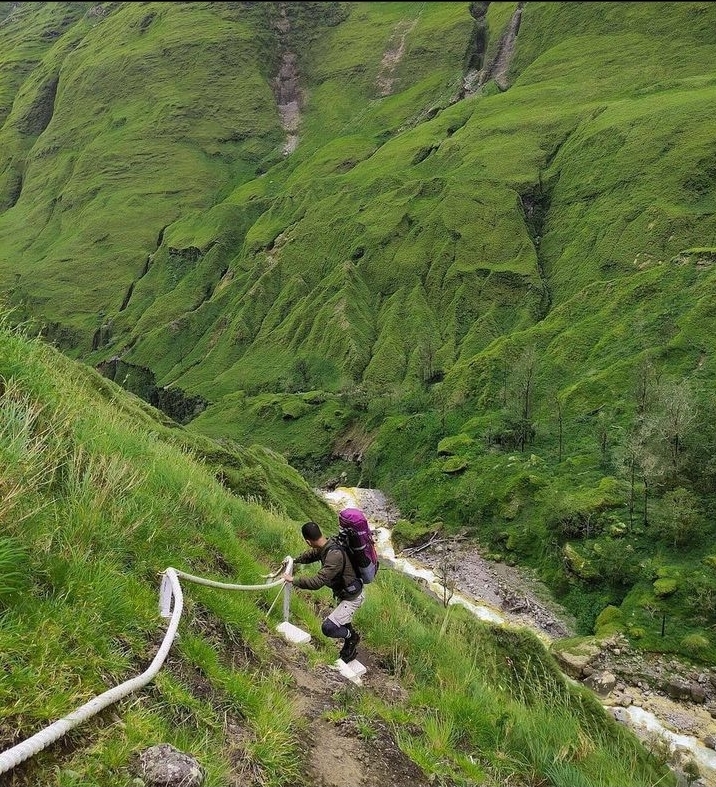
[283,521,364,662]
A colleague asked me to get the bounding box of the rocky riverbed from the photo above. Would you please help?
[322,485,716,787]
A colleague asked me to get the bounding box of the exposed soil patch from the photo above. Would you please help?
[465,2,524,95]
[271,5,301,156]
[376,19,417,97]
[267,629,431,787]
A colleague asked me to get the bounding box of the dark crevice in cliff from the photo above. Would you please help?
[18,75,59,136]
[96,357,208,425]
[119,282,134,312]
[519,178,552,321]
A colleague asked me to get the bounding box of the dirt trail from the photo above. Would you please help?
[267,630,431,787]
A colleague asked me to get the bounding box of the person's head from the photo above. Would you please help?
[301,521,324,547]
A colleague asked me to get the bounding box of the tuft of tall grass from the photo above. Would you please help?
[0,537,29,605]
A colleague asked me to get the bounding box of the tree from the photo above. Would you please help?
[434,551,456,609]
[639,441,665,527]
[654,487,700,547]
[507,346,538,452]
[616,428,642,530]
[616,419,665,529]
[634,355,661,418]
[435,544,458,639]
[287,357,311,392]
[653,379,697,474]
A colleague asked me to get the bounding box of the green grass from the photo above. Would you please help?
[0,2,715,773]
[0,315,674,785]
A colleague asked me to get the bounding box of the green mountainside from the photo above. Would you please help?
[0,320,672,785]
[2,0,716,760]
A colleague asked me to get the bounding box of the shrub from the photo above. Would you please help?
[684,571,716,623]
[653,578,678,598]
[653,487,701,547]
[681,633,710,655]
[592,538,639,587]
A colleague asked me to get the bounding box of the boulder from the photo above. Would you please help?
[584,671,617,697]
[139,744,203,787]
[551,639,601,679]
[665,678,692,701]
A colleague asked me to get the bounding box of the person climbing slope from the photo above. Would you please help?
[283,521,364,663]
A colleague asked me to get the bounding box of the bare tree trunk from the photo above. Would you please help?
[629,461,635,530]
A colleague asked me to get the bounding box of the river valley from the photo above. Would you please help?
[320,486,716,787]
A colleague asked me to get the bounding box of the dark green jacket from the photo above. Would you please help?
[293,537,361,599]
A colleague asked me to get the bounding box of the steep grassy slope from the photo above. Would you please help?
[0,1,286,340]
[2,0,716,668]
[112,0,716,405]
[0,319,674,786]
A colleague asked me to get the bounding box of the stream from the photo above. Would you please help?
[320,486,716,787]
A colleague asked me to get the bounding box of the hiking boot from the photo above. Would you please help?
[339,628,360,662]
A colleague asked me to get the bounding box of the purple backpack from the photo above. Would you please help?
[337,508,379,584]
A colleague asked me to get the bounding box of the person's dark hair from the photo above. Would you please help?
[301,521,322,541]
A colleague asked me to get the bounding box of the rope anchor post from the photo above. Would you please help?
[275,562,311,645]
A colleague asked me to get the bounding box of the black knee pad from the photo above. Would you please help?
[322,618,348,639]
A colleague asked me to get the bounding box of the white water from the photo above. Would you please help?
[619,706,716,779]
[322,486,716,786]
[372,523,506,625]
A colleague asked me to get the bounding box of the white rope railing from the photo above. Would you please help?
[0,557,294,776]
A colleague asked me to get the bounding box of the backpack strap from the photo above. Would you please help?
[327,540,348,577]
[327,539,362,598]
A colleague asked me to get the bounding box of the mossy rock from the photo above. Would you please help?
[595,605,624,637]
[653,578,678,597]
[442,456,468,474]
[500,497,520,521]
[437,433,474,456]
[562,543,600,581]
[702,555,716,569]
[391,519,438,551]
[281,399,310,420]
[301,390,327,405]
[550,636,601,679]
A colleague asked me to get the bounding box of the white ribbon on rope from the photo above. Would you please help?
[0,557,294,775]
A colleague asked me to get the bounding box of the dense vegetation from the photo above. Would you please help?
[0,0,716,750]
[0,318,674,785]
